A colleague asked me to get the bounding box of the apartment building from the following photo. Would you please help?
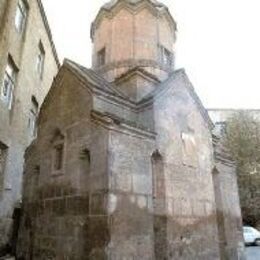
[0,0,59,250]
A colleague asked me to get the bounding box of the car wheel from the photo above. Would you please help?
[255,239,260,246]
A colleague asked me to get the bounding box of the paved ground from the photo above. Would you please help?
[246,246,260,260]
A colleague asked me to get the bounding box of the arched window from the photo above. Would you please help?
[97,47,106,66]
[51,129,65,174]
[212,167,228,259]
[151,150,167,260]
[151,150,165,201]
[80,148,91,175]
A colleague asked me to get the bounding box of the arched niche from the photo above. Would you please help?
[212,166,228,259]
[151,150,165,201]
[151,150,167,259]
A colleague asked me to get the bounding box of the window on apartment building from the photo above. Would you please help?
[1,57,18,110]
[36,41,45,79]
[15,0,28,33]
[0,142,8,192]
[160,45,172,67]
[28,96,39,137]
[97,48,106,67]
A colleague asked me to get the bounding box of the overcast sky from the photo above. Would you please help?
[42,0,260,109]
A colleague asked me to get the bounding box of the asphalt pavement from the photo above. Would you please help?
[246,246,260,260]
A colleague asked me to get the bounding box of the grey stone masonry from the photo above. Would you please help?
[17,0,245,259]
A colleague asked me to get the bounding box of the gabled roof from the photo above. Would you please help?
[64,59,131,100]
[41,59,213,130]
[114,67,161,84]
[65,60,213,129]
[38,59,136,120]
[139,69,214,129]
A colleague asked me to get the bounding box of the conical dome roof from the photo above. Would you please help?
[102,0,167,11]
[91,0,176,41]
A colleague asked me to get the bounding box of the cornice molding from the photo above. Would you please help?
[91,110,156,139]
[114,67,161,85]
[95,59,173,74]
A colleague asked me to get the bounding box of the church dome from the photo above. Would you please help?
[91,0,177,85]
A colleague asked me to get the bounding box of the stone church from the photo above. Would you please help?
[17,0,245,259]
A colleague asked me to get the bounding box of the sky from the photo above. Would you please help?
[42,0,260,109]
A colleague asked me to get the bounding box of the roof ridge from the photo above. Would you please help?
[139,69,183,102]
[114,66,161,83]
[64,59,132,100]
[139,69,214,129]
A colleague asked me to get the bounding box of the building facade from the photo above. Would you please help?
[0,0,59,251]
[17,0,245,259]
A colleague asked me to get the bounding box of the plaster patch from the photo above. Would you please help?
[137,195,147,209]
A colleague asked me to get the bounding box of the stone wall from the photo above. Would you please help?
[17,67,157,258]
[106,128,155,259]
[15,0,246,257]
[17,61,246,259]
[17,68,111,259]
[213,138,246,259]
[152,71,221,259]
[0,0,59,250]
[18,139,110,259]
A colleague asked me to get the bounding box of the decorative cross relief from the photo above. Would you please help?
[181,130,198,167]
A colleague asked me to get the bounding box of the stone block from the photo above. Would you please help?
[133,174,152,195]
[67,195,89,216]
[115,173,132,192]
[90,193,107,216]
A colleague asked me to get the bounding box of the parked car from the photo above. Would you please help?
[243,226,260,246]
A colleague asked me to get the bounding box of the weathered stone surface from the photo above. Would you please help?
[17,0,245,259]
[0,0,59,251]
[213,137,246,260]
